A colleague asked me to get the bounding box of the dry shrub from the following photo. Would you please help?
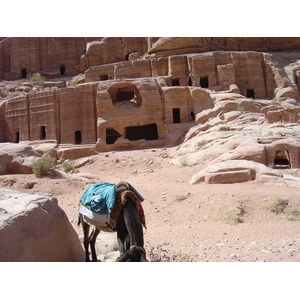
[147,246,199,262]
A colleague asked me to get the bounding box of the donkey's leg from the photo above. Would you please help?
[81,219,91,262]
[89,227,100,262]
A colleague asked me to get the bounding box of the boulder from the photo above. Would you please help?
[0,143,41,175]
[0,188,84,261]
[190,160,282,185]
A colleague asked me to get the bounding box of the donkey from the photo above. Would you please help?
[78,188,147,262]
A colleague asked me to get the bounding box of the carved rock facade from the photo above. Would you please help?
[1,37,300,170]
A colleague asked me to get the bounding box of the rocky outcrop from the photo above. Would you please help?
[0,37,89,80]
[0,188,84,261]
[0,143,41,174]
[78,37,148,73]
[148,37,300,57]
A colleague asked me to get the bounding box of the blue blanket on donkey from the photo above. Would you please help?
[80,182,144,215]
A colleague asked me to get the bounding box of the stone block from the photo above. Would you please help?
[0,189,84,261]
[205,169,252,184]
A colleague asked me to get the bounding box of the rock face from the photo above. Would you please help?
[1,37,300,181]
[0,37,88,80]
[0,188,84,261]
[148,37,300,56]
[0,143,41,174]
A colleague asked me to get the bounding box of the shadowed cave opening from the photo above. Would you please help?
[60,64,65,75]
[21,68,27,78]
[106,128,122,144]
[173,108,181,123]
[39,126,46,140]
[75,130,82,144]
[125,123,158,141]
[200,76,209,88]
[247,89,255,99]
[274,150,290,169]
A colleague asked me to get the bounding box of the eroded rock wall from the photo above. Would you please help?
[0,188,84,261]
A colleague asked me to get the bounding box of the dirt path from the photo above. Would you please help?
[2,146,300,261]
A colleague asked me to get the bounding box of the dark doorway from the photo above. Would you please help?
[125,123,158,141]
[188,77,192,86]
[274,150,290,169]
[200,76,209,88]
[173,108,181,123]
[172,79,180,86]
[100,74,108,81]
[15,131,19,143]
[39,126,46,140]
[75,130,82,144]
[106,128,122,144]
[247,89,255,99]
[60,64,66,75]
[21,68,27,78]
[190,111,195,121]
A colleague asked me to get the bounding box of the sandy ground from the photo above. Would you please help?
[2,145,300,262]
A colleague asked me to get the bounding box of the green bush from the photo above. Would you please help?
[62,160,75,173]
[29,73,45,88]
[285,207,300,221]
[32,154,55,177]
[265,196,287,215]
[226,214,244,225]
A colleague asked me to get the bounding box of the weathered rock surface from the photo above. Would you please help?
[148,37,300,57]
[0,188,84,261]
[0,143,41,175]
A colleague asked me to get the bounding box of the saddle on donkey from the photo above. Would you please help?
[79,181,146,231]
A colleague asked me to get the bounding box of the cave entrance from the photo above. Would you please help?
[39,125,46,140]
[200,76,209,88]
[21,68,27,78]
[100,74,108,81]
[172,78,180,86]
[173,108,181,123]
[188,77,192,86]
[75,130,82,144]
[106,128,122,144]
[274,150,290,169]
[125,123,158,141]
[247,89,255,99]
[60,64,66,75]
[117,89,135,101]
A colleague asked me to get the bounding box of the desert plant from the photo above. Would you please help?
[32,154,56,177]
[197,140,206,148]
[61,160,75,173]
[265,195,288,215]
[147,246,198,262]
[226,213,244,225]
[29,73,44,88]
[69,80,79,86]
[285,206,300,221]
[237,105,245,112]
[180,156,188,167]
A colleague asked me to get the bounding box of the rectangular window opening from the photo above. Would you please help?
[100,74,109,81]
[200,76,209,88]
[247,89,255,99]
[172,79,180,86]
